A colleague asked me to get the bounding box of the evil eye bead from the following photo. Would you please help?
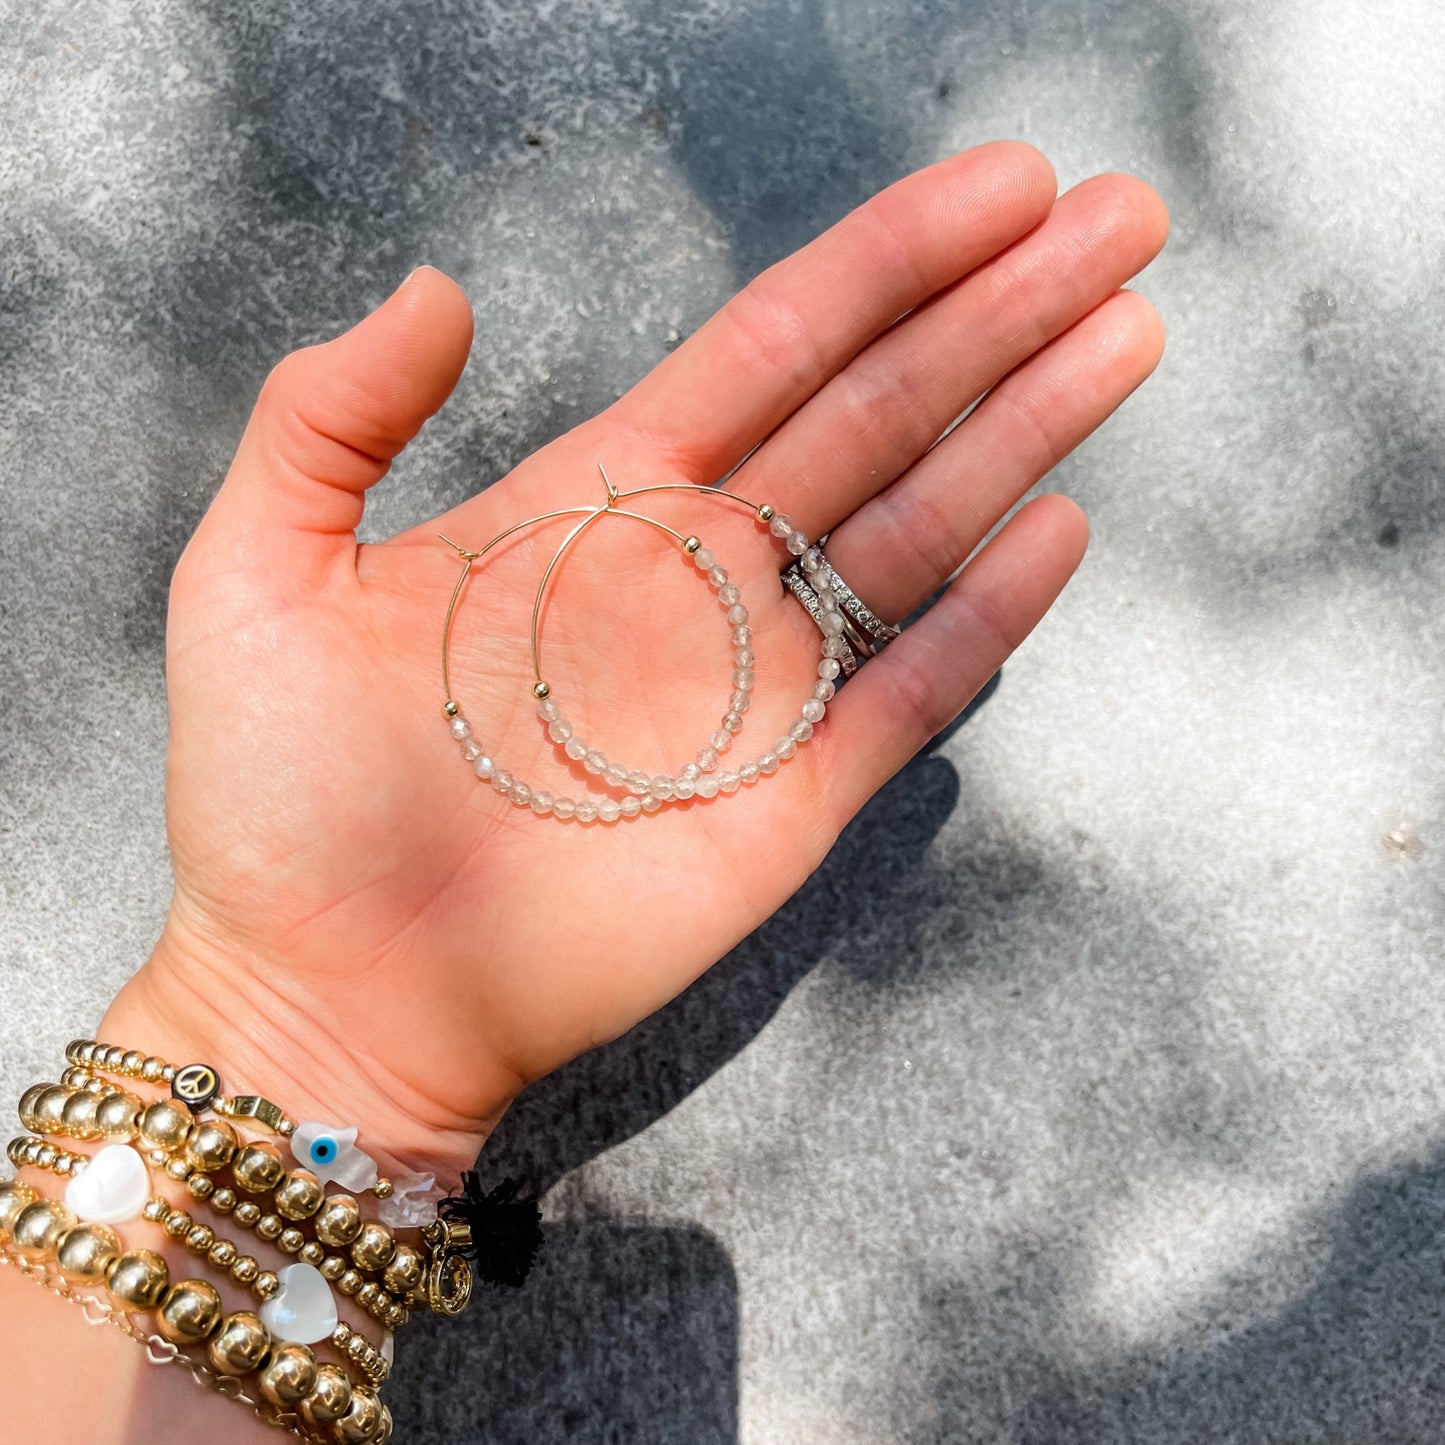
[291,1122,378,1193]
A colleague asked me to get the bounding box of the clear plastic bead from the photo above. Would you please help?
[537,699,561,722]
[692,547,715,571]
[461,737,484,761]
[735,646,756,667]
[786,531,808,556]
[604,763,629,788]
[709,729,731,753]
[790,719,813,742]
[727,604,749,627]
[697,746,719,772]
[574,800,599,823]
[628,770,652,796]
[739,762,760,785]
[814,679,836,702]
[531,791,554,815]
[448,717,471,740]
[620,797,642,819]
[492,769,514,793]
[768,514,794,539]
[734,668,755,690]
[695,775,719,799]
[719,583,741,607]
[818,659,841,680]
[723,711,745,733]
[775,737,798,760]
[510,781,533,807]
[474,755,496,781]
[802,699,826,723]
[673,776,696,800]
[823,637,850,659]
[758,752,779,774]
[553,797,577,820]
[718,770,740,793]
[597,799,621,823]
[707,566,728,588]
[640,794,662,813]
[548,720,573,743]
[731,625,752,647]
[583,750,607,775]
[651,776,675,801]
[564,737,588,761]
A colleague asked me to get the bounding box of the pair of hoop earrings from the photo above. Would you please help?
[438,467,844,823]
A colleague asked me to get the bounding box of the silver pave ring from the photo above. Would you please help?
[781,543,900,670]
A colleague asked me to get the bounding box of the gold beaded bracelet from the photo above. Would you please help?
[0,1178,391,1442]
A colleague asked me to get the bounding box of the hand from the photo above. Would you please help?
[101,141,1167,1180]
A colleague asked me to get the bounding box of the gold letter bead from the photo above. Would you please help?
[106,1249,170,1310]
[157,1279,223,1344]
[207,1311,271,1375]
[55,1223,122,1284]
[258,1342,318,1405]
[297,1362,354,1426]
[232,1141,285,1194]
[11,1199,77,1261]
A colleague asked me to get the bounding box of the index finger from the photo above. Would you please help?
[604,140,1057,481]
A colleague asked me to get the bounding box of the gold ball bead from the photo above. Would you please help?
[142,1197,168,1223]
[12,1199,77,1261]
[256,1213,283,1241]
[442,700,460,718]
[207,1310,271,1375]
[234,1200,262,1228]
[208,1239,238,1270]
[60,1089,102,1139]
[56,1223,122,1284]
[532,680,551,699]
[187,1173,215,1202]
[0,1180,39,1244]
[183,1119,238,1173]
[253,1270,280,1301]
[232,1141,285,1194]
[65,1040,87,1065]
[258,1342,317,1405]
[682,535,701,554]
[336,1269,363,1296]
[319,1255,346,1282]
[157,1279,223,1344]
[165,1157,193,1182]
[34,1084,74,1131]
[121,1050,146,1075]
[35,1144,58,1170]
[164,1209,193,1239]
[186,1224,216,1255]
[332,1384,384,1443]
[297,1362,354,1426]
[211,1187,237,1214]
[138,1099,192,1153]
[373,1178,394,1199]
[103,1046,126,1071]
[278,1227,305,1254]
[382,1243,425,1297]
[18,1083,49,1130]
[106,1249,170,1310]
[314,1194,363,1247]
[355,1282,380,1310]
[350,1221,396,1272]
[94,1092,143,1139]
[757,503,775,522]
[298,1241,325,1266]
[231,1255,260,1285]
[140,1057,165,1083]
[375,1407,394,1445]
[274,1168,325,1221]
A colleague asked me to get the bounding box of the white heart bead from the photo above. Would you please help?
[260,1262,338,1346]
[64,1144,150,1224]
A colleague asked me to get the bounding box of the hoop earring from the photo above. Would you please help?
[438,466,841,823]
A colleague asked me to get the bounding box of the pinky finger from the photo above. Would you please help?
[820,493,1089,827]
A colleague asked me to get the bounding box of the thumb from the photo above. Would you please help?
[192,266,473,577]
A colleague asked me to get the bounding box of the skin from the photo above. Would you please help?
[2,142,1167,1440]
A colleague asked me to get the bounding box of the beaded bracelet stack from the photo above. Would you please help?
[1,1038,542,1441]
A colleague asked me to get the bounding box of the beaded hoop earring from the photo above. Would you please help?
[438,466,840,822]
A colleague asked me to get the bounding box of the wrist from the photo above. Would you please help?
[99,911,517,1187]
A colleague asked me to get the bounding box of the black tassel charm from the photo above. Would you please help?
[437,1173,544,1288]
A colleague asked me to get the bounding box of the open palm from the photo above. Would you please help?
[103,142,1167,1179]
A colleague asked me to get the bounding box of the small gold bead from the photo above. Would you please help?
[0,1180,40,1245]
[682,535,701,554]
[532,680,551,699]
[332,1321,352,1344]
[106,1249,170,1310]
[18,1083,49,1131]
[164,1209,193,1239]
[297,1362,354,1427]
[314,1194,362,1247]
[186,1224,215,1254]
[65,1040,87,1065]
[208,1239,238,1270]
[184,1119,238,1173]
[165,1157,193,1182]
[234,1200,262,1228]
[211,1186,237,1214]
[35,1144,58,1170]
[138,1099,192,1152]
[59,1067,86,1090]
[157,1279,222,1344]
[22,1139,42,1163]
[146,1148,167,1167]
[355,1282,380,1309]
[442,700,460,718]
[373,1178,394,1199]
[382,1243,425,1296]
[103,1047,126,1071]
[56,1223,122,1284]
[121,1050,146,1075]
[11,1199,76,1260]
[274,1168,325,1221]
[256,1213,283,1241]
[258,1342,318,1406]
[95,1092,143,1140]
[142,1197,169,1223]
[336,1269,363,1296]
[141,1057,165,1083]
[350,1221,396,1272]
[320,1255,346,1282]
[757,503,775,522]
[278,1227,304,1254]
[207,1310,270,1375]
[232,1141,285,1194]
[160,1065,176,1083]
[278,1118,296,1137]
[253,1270,280,1301]
[332,1384,384,1443]
[298,1241,325,1266]
[231,1255,260,1285]
[34,1085,74,1131]
[187,1173,215,1201]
